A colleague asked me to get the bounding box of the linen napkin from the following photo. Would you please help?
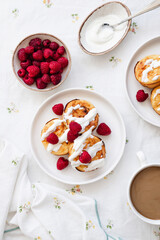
[0,139,122,240]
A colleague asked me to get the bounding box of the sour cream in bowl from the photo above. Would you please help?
[79,2,131,55]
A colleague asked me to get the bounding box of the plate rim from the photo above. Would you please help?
[125,36,160,128]
[30,88,126,185]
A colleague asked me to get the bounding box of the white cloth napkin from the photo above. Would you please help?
[0,139,121,240]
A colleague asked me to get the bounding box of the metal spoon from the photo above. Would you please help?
[102,0,160,29]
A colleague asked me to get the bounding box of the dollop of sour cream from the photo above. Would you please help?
[84,14,127,53]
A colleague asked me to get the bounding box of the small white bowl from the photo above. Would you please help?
[78,1,131,56]
[12,33,71,92]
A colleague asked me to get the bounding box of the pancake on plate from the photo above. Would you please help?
[135,55,160,88]
[63,99,99,133]
[68,131,106,172]
[41,118,69,155]
[151,86,160,115]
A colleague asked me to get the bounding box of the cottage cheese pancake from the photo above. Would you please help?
[69,129,106,172]
[63,99,99,133]
[41,118,69,155]
[151,86,160,115]
[135,55,160,88]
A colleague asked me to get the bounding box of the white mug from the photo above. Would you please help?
[127,151,160,225]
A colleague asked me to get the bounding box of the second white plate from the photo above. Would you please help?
[30,88,126,185]
[126,36,160,127]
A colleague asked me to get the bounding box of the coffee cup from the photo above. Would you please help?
[127,151,160,225]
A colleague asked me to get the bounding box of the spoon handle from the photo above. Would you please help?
[113,0,160,27]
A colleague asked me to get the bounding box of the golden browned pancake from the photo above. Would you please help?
[68,135,106,172]
[41,118,69,155]
[63,99,99,133]
[135,55,160,88]
[151,86,160,115]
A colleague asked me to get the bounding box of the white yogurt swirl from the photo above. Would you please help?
[64,105,97,132]
[153,89,160,99]
[41,119,65,141]
[84,14,127,53]
[69,127,94,162]
[47,129,69,152]
[41,119,69,152]
[69,126,105,171]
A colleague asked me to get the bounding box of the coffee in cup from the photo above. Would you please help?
[128,151,160,225]
[130,166,160,220]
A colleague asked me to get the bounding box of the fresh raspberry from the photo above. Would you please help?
[79,151,91,164]
[42,39,51,48]
[136,90,148,102]
[33,50,43,61]
[67,130,78,142]
[41,74,50,83]
[69,122,82,135]
[46,133,59,144]
[29,38,42,50]
[27,65,40,77]
[17,68,26,78]
[57,157,69,170]
[50,73,62,85]
[23,74,34,85]
[28,55,34,62]
[53,52,60,61]
[59,69,63,74]
[97,123,111,136]
[49,61,61,73]
[25,46,34,54]
[57,46,65,55]
[58,57,68,68]
[36,78,47,89]
[18,48,28,61]
[40,62,49,74]
[43,48,53,59]
[41,47,45,53]
[50,70,54,75]
[20,59,31,69]
[52,103,64,115]
[46,57,53,63]
[49,42,59,50]
[32,61,41,67]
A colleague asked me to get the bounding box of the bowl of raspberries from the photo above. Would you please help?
[12,33,71,91]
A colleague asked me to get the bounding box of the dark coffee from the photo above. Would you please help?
[130,166,160,220]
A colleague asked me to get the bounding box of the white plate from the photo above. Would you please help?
[30,88,126,185]
[125,36,160,127]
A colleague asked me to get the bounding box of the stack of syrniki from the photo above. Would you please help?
[41,99,107,172]
[135,54,160,115]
